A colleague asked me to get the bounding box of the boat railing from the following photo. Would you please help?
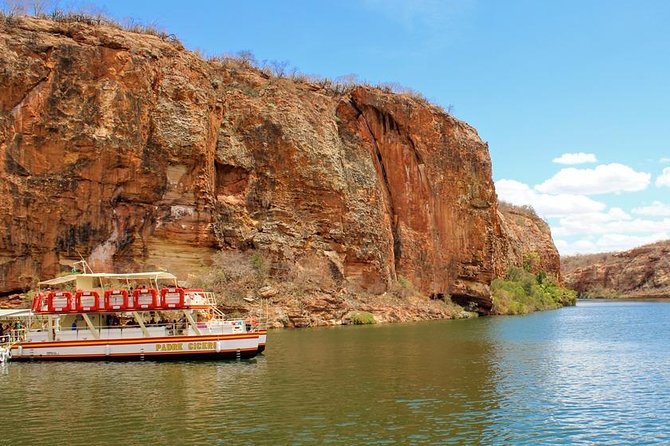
[186,291,219,308]
[25,315,260,341]
[4,328,27,343]
[43,323,183,341]
[47,320,248,340]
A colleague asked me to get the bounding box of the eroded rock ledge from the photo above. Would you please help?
[562,240,670,299]
[0,15,560,319]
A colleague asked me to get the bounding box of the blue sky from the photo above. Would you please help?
[9,0,670,255]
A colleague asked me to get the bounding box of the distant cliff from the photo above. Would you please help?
[0,15,561,321]
[562,240,670,298]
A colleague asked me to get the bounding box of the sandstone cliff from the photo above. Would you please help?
[562,240,670,298]
[497,202,561,280]
[0,15,559,319]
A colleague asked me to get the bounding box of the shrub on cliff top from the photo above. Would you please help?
[0,2,179,43]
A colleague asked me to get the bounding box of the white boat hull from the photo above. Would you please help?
[10,333,260,361]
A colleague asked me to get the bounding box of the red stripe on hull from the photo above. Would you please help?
[11,347,259,362]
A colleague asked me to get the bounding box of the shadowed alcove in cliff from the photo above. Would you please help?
[215,161,250,197]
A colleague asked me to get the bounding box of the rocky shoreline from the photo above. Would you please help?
[242,293,478,329]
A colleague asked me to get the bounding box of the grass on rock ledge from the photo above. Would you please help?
[492,266,576,315]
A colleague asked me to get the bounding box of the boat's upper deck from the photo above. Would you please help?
[33,271,218,314]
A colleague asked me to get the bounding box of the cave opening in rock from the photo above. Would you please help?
[215,161,250,196]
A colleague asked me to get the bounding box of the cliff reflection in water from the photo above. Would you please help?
[3,301,670,444]
[1,320,500,445]
[257,321,500,444]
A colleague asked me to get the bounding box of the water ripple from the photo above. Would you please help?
[2,300,670,444]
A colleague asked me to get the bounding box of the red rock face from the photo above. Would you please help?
[562,240,670,298]
[0,16,559,313]
[497,203,562,282]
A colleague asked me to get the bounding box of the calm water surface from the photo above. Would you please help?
[2,300,670,445]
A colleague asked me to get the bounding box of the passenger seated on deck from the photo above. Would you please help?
[71,320,77,331]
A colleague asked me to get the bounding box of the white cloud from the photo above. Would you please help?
[661,157,670,163]
[555,238,597,256]
[656,167,670,187]
[557,232,670,256]
[495,179,605,218]
[535,163,651,195]
[552,152,597,165]
[552,213,670,238]
[632,201,670,217]
[498,161,669,256]
[544,203,670,256]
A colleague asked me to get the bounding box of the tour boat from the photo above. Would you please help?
[5,271,267,361]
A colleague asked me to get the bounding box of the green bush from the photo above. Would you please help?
[492,267,576,315]
[350,311,376,325]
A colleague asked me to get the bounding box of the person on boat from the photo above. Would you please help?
[178,316,187,333]
[71,320,77,331]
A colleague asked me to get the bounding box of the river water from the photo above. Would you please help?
[2,300,670,445]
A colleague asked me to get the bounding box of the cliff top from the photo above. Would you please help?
[0,11,472,129]
[562,239,670,298]
[1,10,563,320]
[562,239,670,271]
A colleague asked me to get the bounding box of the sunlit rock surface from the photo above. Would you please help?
[563,240,670,298]
[0,16,560,316]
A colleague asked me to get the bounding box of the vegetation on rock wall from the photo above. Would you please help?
[187,250,269,305]
[0,8,565,321]
[186,250,467,327]
[0,3,449,113]
[0,2,178,41]
[492,254,576,315]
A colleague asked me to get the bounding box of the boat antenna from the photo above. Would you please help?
[74,250,94,274]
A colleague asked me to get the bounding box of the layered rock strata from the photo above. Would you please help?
[497,203,561,280]
[0,15,560,316]
[562,240,670,298]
